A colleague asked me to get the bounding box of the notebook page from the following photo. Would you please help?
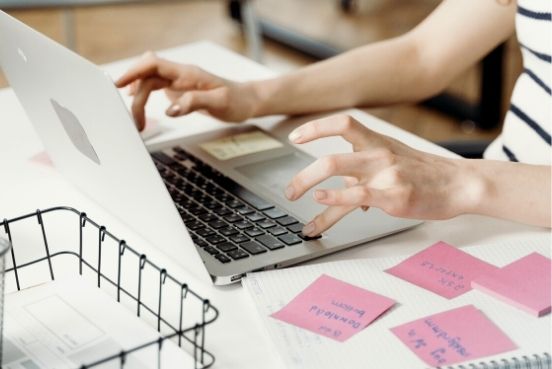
[243,235,551,369]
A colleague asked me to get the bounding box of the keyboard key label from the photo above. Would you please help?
[391,305,516,367]
[385,241,498,299]
[271,274,395,342]
[199,130,283,160]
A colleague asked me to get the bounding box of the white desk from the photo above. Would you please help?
[0,41,549,369]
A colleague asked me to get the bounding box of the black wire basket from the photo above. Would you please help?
[0,206,219,369]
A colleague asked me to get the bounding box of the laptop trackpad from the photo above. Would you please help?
[235,152,340,220]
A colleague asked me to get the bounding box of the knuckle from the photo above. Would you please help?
[339,114,356,131]
[320,156,338,175]
[373,148,396,166]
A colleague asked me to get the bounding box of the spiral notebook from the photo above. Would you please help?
[243,235,551,369]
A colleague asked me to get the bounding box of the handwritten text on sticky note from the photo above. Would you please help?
[270,274,395,342]
[391,305,516,367]
[386,241,498,299]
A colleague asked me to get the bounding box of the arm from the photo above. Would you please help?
[251,0,516,116]
[116,0,516,127]
[284,115,551,237]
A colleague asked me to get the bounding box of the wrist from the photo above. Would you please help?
[451,158,489,216]
[243,77,283,118]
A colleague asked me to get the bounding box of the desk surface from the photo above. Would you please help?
[0,41,549,369]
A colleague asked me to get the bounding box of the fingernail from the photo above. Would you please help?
[314,190,327,201]
[288,130,302,143]
[361,206,369,212]
[302,222,315,236]
[285,185,295,200]
[167,105,180,116]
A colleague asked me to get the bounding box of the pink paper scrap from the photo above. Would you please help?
[271,274,396,342]
[391,305,517,367]
[386,241,499,299]
[472,252,551,317]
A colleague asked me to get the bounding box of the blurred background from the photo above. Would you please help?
[0,0,523,149]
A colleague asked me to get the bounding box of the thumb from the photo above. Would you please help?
[166,89,227,117]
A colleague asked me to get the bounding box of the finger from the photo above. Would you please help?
[302,205,357,237]
[131,77,169,131]
[343,176,359,188]
[128,81,139,96]
[313,185,386,207]
[166,88,228,117]
[285,153,364,201]
[115,55,181,88]
[288,114,378,149]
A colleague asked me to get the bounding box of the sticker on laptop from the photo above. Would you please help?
[200,131,283,160]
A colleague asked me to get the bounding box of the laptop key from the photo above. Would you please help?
[226,199,244,209]
[186,221,204,231]
[237,206,255,215]
[205,235,226,245]
[199,213,218,222]
[230,234,249,243]
[278,233,302,246]
[208,220,228,229]
[287,223,304,233]
[213,207,233,216]
[152,152,179,167]
[245,227,264,237]
[219,227,239,236]
[235,221,254,230]
[196,228,216,237]
[216,242,237,253]
[195,239,209,248]
[257,219,276,229]
[228,249,249,260]
[246,212,265,222]
[276,216,298,226]
[223,214,243,223]
[256,234,285,250]
[203,246,219,255]
[215,176,274,211]
[241,241,267,255]
[268,226,287,236]
[263,208,287,219]
[215,254,231,264]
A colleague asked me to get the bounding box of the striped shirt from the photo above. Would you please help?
[484,0,551,165]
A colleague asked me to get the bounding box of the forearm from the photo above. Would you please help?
[459,160,551,228]
[247,35,435,117]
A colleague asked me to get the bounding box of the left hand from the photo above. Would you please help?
[285,114,482,236]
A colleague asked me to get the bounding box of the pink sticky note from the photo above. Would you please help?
[386,241,499,299]
[271,274,395,342]
[472,252,551,317]
[391,305,517,367]
[29,151,54,167]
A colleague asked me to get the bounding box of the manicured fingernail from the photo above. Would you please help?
[302,222,315,236]
[314,190,327,201]
[288,130,302,143]
[285,185,295,200]
[167,105,180,116]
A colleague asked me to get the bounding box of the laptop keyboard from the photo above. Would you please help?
[151,147,320,264]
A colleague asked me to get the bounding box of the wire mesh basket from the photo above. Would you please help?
[0,237,10,363]
[0,206,219,369]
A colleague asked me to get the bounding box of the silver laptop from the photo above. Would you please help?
[0,12,421,285]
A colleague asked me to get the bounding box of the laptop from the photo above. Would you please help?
[0,12,421,285]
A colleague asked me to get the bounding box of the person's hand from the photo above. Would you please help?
[115,52,260,131]
[285,114,483,236]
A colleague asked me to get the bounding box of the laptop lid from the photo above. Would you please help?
[0,11,210,283]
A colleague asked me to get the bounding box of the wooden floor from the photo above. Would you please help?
[1,0,523,143]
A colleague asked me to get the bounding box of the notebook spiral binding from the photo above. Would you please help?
[437,352,551,369]
[0,206,219,369]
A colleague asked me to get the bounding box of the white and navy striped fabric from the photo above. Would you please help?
[484,0,551,165]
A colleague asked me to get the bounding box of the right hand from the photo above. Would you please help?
[115,52,259,131]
